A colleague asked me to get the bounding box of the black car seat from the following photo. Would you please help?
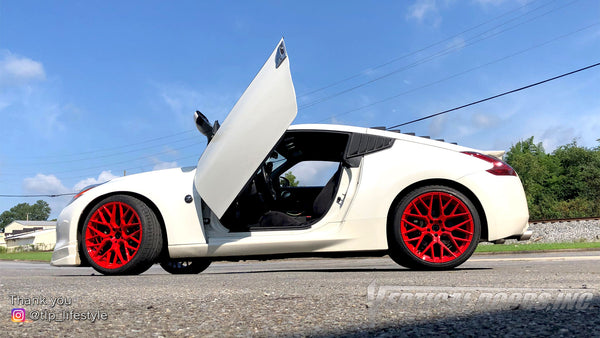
[257,165,343,228]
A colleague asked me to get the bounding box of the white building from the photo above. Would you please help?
[3,220,57,252]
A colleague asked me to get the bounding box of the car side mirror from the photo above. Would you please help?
[195,111,220,144]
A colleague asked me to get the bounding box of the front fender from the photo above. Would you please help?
[52,167,207,266]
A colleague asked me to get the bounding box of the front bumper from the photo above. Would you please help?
[51,200,82,266]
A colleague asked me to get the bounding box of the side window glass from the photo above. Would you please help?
[283,161,338,187]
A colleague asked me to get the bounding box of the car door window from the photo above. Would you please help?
[283,161,339,187]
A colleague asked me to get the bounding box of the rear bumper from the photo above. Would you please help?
[458,172,529,241]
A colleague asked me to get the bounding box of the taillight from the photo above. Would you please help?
[462,151,516,176]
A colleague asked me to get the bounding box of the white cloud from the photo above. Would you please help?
[473,0,523,6]
[23,174,71,218]
[153,83,235,131]
[23,171,120,219]
[73,170,119,192]
[407,0,438,22]
[471,112,500,128]
[152,160,179,171]
[539,125,577,152]
[23,174,69,195]
[427,111,503,140]
[406,0,442,27]
[428,114,449,136]
[446,37,466,51]
[0,51,46,86]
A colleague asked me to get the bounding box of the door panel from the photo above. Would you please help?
[194,39,297,218]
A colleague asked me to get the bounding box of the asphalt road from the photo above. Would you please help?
[1,251,599,337]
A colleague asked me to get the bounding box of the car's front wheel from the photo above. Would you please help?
[81,195,163,275]
[160,258,211,274]
[388,185,481,270]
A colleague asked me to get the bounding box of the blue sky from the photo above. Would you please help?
[1,0,599,218]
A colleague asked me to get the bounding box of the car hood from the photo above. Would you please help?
[193,39,297,218]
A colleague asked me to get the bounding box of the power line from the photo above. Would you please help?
[386,61,600,130]
[316,21,600,123]
[5,61,597,198]
[5,135,200,168]
[1,140,203,177]
[0,193,76,198]
[4,129,196,160]
[0,0,572,166]
[297,0,550,98]
[299,0,579,110]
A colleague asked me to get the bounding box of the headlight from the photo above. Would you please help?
[72,183,105,201]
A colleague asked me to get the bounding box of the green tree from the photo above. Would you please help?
[283,171,299,187]
[506,137,600,219]
[0,200,51,231]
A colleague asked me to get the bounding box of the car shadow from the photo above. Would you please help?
[318,295,600,337]
[204,267,492,275]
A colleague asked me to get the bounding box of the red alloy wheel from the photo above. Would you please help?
[84,201,143,269]
[400,191,475,263]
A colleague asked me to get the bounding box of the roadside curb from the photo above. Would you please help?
[474,247,600,255]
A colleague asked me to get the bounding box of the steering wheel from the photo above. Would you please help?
[260,163,278,202]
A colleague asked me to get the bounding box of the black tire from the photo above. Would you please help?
[81,195,163,275]
[388,185,481,270]
[160,258,211,274]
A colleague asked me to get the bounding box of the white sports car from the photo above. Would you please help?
[51,40,530,275]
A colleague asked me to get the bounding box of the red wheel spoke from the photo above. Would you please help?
[402,220,427,232]
[441,197,454,213]
[445,219,472,231]
[404,212,427,220]
[87,225,110,238]
[87,240,107,249]
[421,241,435,257]
[403,226,422,234]
[446,202,460,216]
[123,242,138,251]
[414,198,430,216]
[114,245,126,264]
[440,242,458,258]
[451,227,473,235]
[446,211,470,219]
[90,218,111,227]
[414,234,426,249]
[452,236,471,243]
[128,234,141,244]
[110,205,118,227]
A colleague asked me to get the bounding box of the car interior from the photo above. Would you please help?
[220,130,351,232]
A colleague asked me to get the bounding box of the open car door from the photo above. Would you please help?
[194,39,297,218]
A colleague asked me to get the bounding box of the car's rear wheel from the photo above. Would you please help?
[160,258,211,274]
[388,185,480,270]
[81,195,163,275]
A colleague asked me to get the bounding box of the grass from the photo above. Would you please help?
[0,251,53,262]
[476,241,600,253]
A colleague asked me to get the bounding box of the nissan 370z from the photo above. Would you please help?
[51,40,530,275]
